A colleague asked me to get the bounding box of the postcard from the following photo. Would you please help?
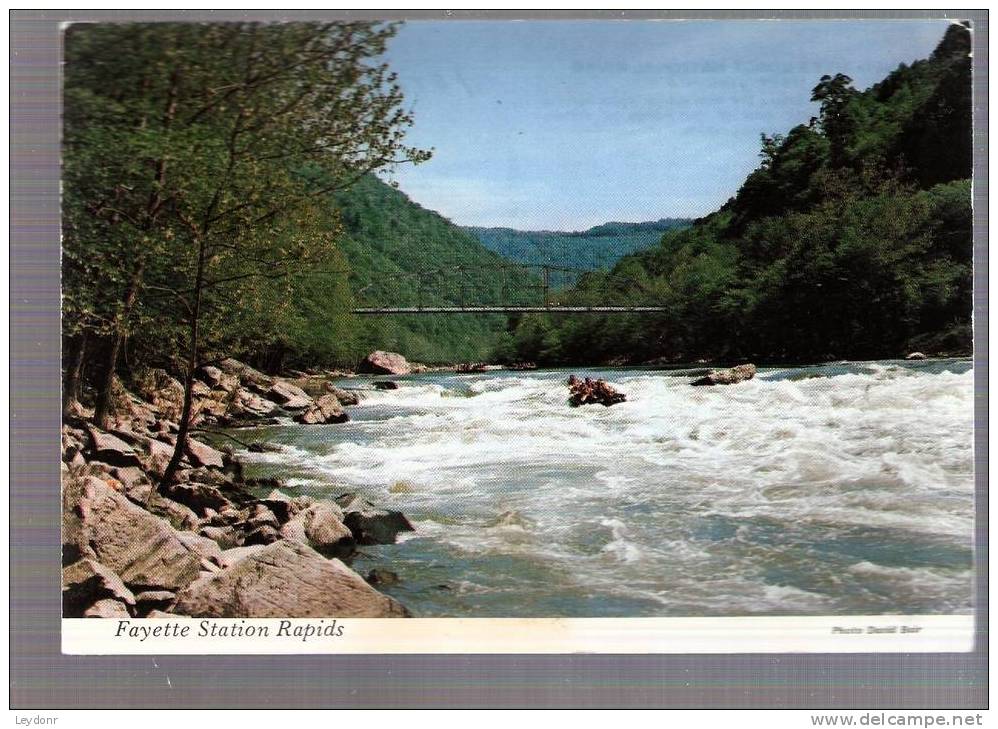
[58,17,976,655]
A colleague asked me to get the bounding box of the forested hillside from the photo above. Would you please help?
[468,219,690,287]
[310,172,534,365]
[505,23,974,366]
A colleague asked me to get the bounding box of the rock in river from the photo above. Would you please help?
[359,350,411,376]
[294,394,349,425]
[690,363,757,387]
[336,493,415,545]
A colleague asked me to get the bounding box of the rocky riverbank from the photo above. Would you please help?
[62,356,416,619]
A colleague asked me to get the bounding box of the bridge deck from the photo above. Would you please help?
[352,306,668,314]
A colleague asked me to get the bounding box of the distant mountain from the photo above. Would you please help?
[466,218,691,286]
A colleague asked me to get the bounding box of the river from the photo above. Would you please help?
[234,359,974,617]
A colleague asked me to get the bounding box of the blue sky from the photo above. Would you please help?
[380,19,953,231]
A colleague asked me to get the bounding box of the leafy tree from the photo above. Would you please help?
[63,22,432,486]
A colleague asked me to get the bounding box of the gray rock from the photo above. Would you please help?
[217,358,273,387]
[196,365,224,387]
[184,438,225,469]
[329,387,360,406]
[146,609,184,619]
[230,388,279,418]
[259,489,295,523]
[173,540,410,618]
[265,381,313,410]
[86,427,142,468]
[691,363,757,387]
[111,466,149,491]
[141,492,201,532]
[359,350,411,376]
[294,394,348,425]
[221,544,269,566]
[373,381,399,390]
[335,493,415,545]
[63,558,136,616]
[176,531,227,569]
[906,352,928,360]
[83,598,132,618]
[134,590,177,616]
[65,476,201,592]
[163,482,232,516]
[246,503,281,529]
[133,368,185,421]
[139,437,177,479]
[199,525,243,550]
[283,501,354,558]
[243,524,282,546]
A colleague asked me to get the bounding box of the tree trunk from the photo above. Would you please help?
[62,330,88,418]
[159,238,207,491]
[94,259,146,429]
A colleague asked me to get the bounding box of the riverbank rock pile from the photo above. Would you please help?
[690,363,757,387]
[62,360,413,619]
[566,375,627,407]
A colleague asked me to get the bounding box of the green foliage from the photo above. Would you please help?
[315,173,537,364]
[63,22,436,381]
[515,24,973,365]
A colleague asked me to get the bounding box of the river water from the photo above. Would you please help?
[235,359,975,617]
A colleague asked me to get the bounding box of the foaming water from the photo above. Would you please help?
[235,359,974,617]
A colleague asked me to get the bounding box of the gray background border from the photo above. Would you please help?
[10,8,988,709]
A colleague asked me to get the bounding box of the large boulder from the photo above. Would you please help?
[199,525,243,550]
[262,381,312,410]
[63,558,136,617]
[359,350,411,376]
[184,437,225,469]
[335,493,415,545]
[83,599,132,618]
[690,363,757,387]
[290,379,361,406]
[133,591,177,616]
[126,487,201,532]
[163,481,233,516]
[175,531,227,571]
[217,358,273,387]
[294,394,348,425]
[86,427,143,468]
[173,540,410,618]
[140,437,177,479]
[329,386,360,406]
[258,489,296,523]
[229,388,279,419]
[63,476,201,592]
[281,501,355,558]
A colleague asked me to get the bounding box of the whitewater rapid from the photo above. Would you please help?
[236,360,975,617]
